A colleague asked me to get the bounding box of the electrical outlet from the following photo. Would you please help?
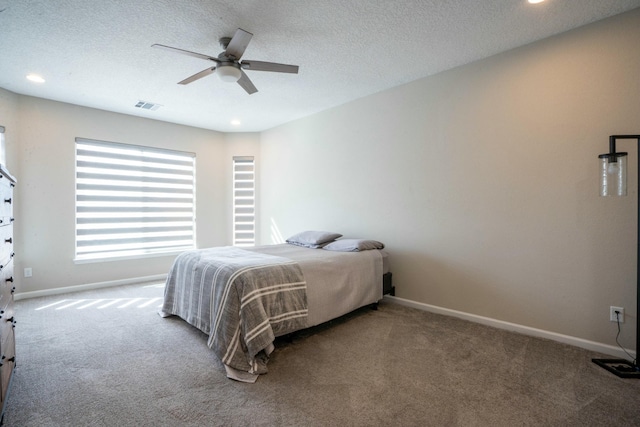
[24,267,32,278]
[610,306,624,323]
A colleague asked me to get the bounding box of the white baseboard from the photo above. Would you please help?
[14,274,168,301]
[384,295,636,360]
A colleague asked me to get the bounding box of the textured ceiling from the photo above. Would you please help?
[1,0,639,132]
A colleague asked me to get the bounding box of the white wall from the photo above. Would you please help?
[1,95,258,294]
[0,89,20,175]
[260,9,640,350]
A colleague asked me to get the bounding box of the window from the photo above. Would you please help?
[0,125,5,165]
[232,156,255,246]
[75,138,196,261]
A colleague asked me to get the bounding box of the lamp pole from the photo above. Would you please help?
[593,135,640,378]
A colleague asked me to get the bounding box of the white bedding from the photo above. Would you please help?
[246,244,384,327]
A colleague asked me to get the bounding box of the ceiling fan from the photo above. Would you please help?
[152,28,299,95]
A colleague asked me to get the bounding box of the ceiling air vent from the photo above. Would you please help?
[134,101,162,111]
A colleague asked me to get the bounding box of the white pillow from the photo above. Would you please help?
[322,238,385,252]
[286,230,342,248]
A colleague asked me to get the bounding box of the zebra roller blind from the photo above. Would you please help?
[75,138,196,261]
[233,156,255,246]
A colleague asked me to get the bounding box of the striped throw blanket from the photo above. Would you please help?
[160,247,308,378]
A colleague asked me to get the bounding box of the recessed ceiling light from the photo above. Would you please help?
[26,74,45,83]
[230,119,241,126]
[528,0,545,4]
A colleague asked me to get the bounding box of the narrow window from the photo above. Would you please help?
[233,156,255,247]
[75,138,196,261]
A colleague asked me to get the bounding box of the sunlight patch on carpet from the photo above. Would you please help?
[34,297,163,311]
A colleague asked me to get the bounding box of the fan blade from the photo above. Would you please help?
[241,60,299,74]
[152,44,219,63]
[178,67,216,85]
[237,70,258,94]
[224,28,253,60]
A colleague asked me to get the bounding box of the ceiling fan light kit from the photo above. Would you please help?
[217,64,241,82]
[153,28,299,94]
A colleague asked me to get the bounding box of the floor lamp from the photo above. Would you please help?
[593,135,640,378]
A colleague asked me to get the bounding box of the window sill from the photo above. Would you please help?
[74,248,190,264]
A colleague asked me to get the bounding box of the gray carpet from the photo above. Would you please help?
[3,281,640,426]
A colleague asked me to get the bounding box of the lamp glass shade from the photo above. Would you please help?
[217,65,241,82]
[599,154,627,196]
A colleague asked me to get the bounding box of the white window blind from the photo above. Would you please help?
[75,138,196,261]
[233,156,255,246]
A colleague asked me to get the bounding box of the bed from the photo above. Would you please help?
[159,232,392,382]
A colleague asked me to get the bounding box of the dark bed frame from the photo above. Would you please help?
[383,272,394,296]
[370,272,394,311]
